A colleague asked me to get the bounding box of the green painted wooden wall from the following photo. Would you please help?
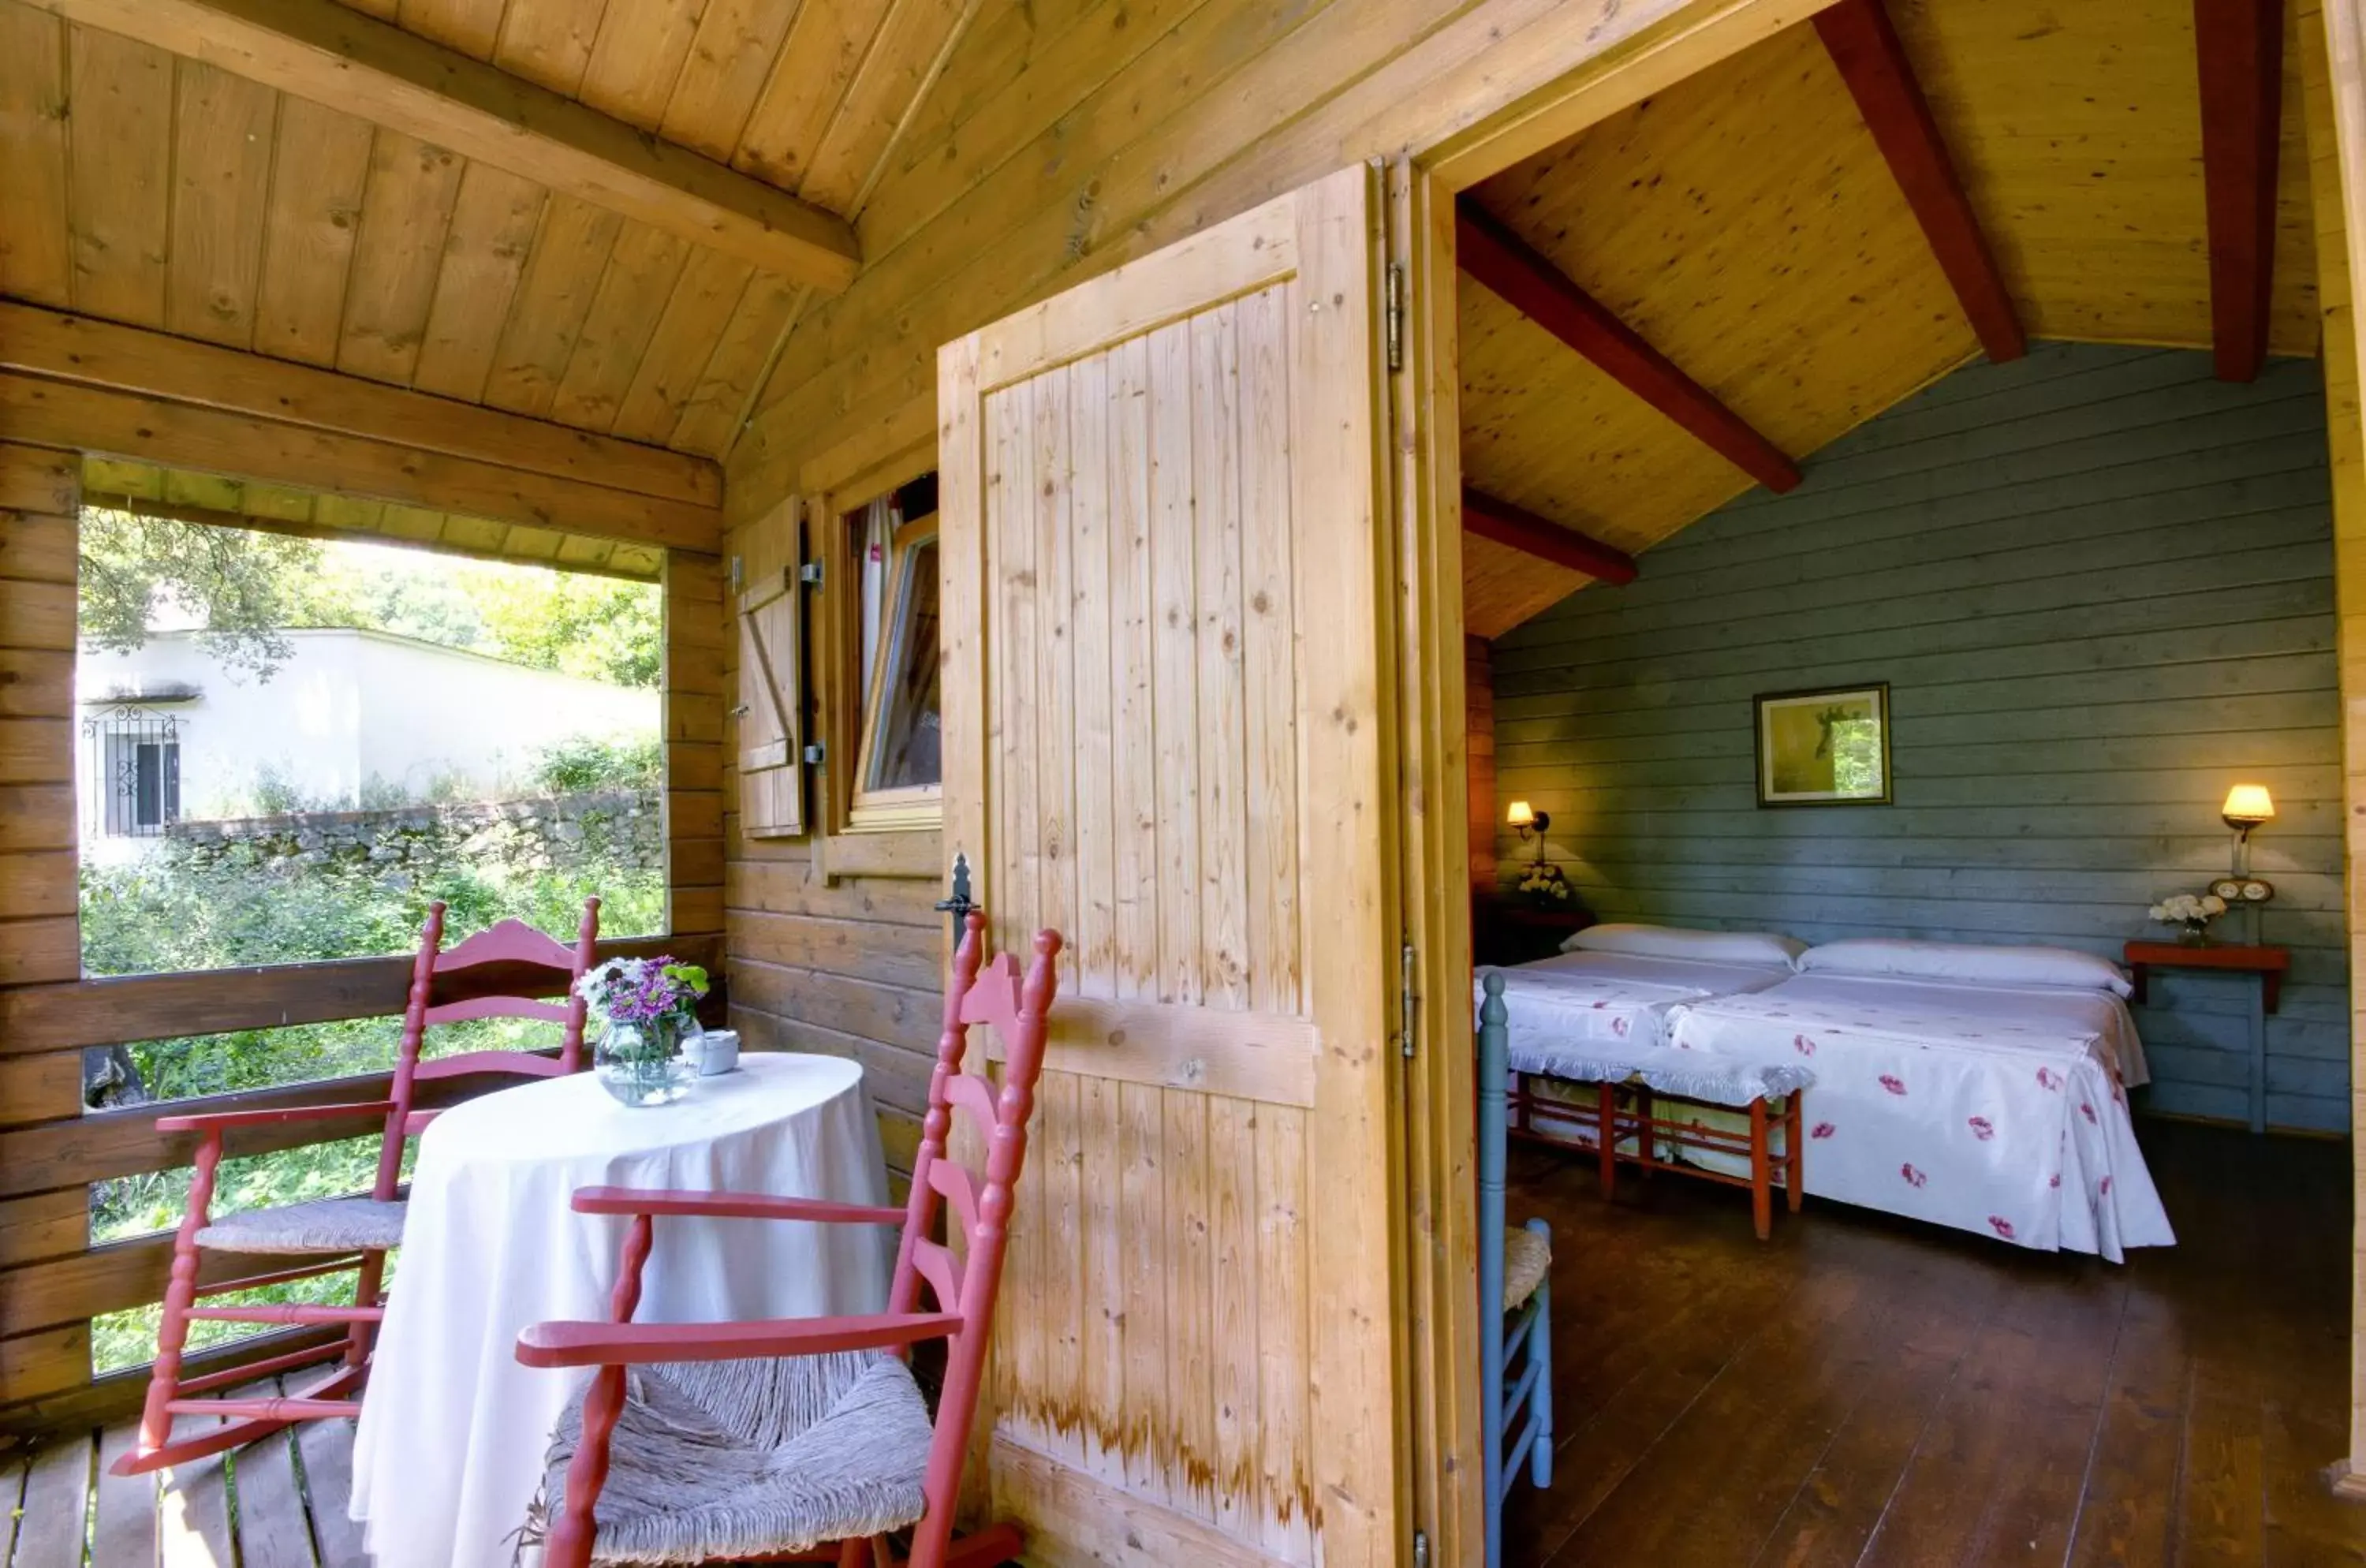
[1491,342,2345,1131]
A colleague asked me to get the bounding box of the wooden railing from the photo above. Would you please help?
[0,932,721,1443]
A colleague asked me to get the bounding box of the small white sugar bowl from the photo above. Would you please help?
[693,1028,741,1076]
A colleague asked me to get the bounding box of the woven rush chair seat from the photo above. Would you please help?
[195,1196,409,1254]
[543,1350,935,1565]
[1501,1224,1551,1313]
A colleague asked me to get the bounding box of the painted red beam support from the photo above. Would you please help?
[2194,0,2284,383]
[1454,203,1803,495]
[1463,488,1639,585]
[1813,0,2026,363]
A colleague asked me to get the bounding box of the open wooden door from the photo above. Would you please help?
[939,162,1408,1566]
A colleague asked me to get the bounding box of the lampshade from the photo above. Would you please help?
[2222,784,2275,826]
[1505,801,1536,828]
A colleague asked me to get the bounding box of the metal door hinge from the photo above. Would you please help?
[800,561,825,588]
[1412,1529,1430,1568]
[729,555,744,592]
[1384,263,1405,373]
[1399,940,1418,1059]
[802,742,826,765]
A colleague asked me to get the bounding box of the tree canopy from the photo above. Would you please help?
[77,510,662,688]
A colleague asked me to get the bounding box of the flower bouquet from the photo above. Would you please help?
[2145,890,2227,947]
[1517,861,1573,905]
[577,956,711,1107]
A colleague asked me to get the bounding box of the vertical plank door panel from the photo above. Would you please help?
[937,162,1402,1566]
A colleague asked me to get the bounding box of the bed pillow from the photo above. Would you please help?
[1559,923,1806,967]
[1797,938,2133,997]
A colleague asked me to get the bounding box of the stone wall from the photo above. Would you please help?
[166,789,664,875]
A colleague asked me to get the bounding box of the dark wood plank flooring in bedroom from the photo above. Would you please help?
[1503,1117,2366,1566]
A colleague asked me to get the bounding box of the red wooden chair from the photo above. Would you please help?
[114,896,601,1476]
[513,913,1061,1568]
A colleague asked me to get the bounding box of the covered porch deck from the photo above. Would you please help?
[2,1376,368,1567]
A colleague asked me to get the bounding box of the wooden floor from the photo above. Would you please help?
[1504,1116,2366,1566]
[0,1377,369,1567]
[6,1119,2360,1566]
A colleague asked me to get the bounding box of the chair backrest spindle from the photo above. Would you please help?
[375,898,602,1201]
[878,911,1063,1538]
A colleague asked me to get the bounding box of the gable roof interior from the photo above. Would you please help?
[1461,0,2321,638]
[0,0,977,460]
[0,0,2326,622]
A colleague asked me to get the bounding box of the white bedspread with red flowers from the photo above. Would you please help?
[1475,950,1797,1073]
[1666,973,2173,1261]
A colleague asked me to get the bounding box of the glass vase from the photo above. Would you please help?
[2178,922,2211,948]
[595,1017,700,1107]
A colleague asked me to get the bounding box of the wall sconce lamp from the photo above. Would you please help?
[2221,783,2275,842]
[1505,800,1550,842]
[2222,783,2275,880]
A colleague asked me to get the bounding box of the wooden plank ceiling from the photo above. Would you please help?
[0,0,975,461]
[1462,0,2320,637]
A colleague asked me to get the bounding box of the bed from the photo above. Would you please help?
[1474,923,1804,1073]
[1663,939,2174,1261]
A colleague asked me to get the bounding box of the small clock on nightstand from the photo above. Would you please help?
[2207,876,2275,905]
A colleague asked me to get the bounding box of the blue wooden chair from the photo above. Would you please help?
[1479,970,1553,1567]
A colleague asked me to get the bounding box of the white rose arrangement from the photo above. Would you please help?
[2146,890,2227,940]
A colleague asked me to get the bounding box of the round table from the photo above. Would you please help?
[348,1053,893,1568]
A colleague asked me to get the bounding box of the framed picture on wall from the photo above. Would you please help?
[1755,684,1891,807]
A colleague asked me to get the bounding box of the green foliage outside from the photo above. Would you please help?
[83,843,663,1373]
[530,735,664,795]
[78,519,672,1374]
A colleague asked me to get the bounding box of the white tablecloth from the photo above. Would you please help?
[349,1053,894,1568]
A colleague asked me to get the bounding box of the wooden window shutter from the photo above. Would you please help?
[736,538,804,838]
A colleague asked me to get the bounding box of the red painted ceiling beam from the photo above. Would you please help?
[1813,0,2026,363]
[2194,0,2284,383]
[1463,488,1639,585]
[1455,203,1803,495]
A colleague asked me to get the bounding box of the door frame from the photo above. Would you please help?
[1377,2,1845,1561]
[1395,0,2366,1550]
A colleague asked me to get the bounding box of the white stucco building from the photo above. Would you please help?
[76,629,658,854]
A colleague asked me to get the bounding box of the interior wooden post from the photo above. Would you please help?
[0,439,90,1422]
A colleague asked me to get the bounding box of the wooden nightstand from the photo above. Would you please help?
[2122,941,2289,1133]
[1474,900,1593,967]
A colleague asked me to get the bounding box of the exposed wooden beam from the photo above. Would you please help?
[2195,0,2286,382]
[0,308,722,551]
[1462,488,1638,584]
[80,493,663,582]
[1,304,719,507]
[1813,0,2025,362]
[1454,203,1802,495]
[24,0,860,294]
[0,375,721,551]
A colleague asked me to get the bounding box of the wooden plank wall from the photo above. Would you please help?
[1491,343,2349,1131]
[1468,636,1497,894]
[708,0,1748,1199]
[722,511,940,1179]
[666,547,728,942]
[0,440,88,1406]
